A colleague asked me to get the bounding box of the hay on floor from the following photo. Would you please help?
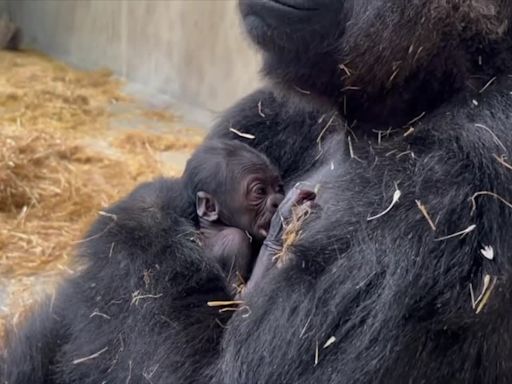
[0,50,204,338]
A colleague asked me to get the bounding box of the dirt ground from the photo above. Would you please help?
[0,50,205,338]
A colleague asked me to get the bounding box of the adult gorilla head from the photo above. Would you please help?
[239,0,347,101]
[240,0,512,124]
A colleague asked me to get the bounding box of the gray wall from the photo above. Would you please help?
[8,0,262,120]
[0,0,8,14]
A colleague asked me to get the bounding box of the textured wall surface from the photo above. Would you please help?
[8,0,262,120]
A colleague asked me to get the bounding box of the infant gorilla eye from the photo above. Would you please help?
[253,184,267,196]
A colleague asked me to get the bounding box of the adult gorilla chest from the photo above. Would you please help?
[216,134,413,383]
[217,93,512,383]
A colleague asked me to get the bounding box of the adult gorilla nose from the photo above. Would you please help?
[239,0,323,22]
[269,0,320,11]
[240,0,321,13]
[239,0,345,45]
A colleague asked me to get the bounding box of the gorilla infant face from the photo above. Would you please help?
[185,140,285,242]
[224,164,284,241]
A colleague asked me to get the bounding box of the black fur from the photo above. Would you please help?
[211,81,512,383]
[4,1,512,383]
[207,86,344,185]
[2,179,231,383]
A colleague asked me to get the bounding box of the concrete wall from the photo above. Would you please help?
[0,0,11,16]
[8,0,262,121]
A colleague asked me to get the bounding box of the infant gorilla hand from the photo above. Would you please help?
[241,183,319,298]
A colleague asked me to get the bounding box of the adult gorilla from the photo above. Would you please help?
[4,0,512,383]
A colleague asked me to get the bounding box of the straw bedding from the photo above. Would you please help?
[0,50,204,338]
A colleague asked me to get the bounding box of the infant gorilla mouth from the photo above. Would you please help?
[257,219,270,239]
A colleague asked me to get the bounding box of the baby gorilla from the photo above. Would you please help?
[182,140,284,293]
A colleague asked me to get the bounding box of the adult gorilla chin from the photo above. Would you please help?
[3,1,512,383]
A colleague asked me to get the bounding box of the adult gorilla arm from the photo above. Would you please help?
[2,178,231,384]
